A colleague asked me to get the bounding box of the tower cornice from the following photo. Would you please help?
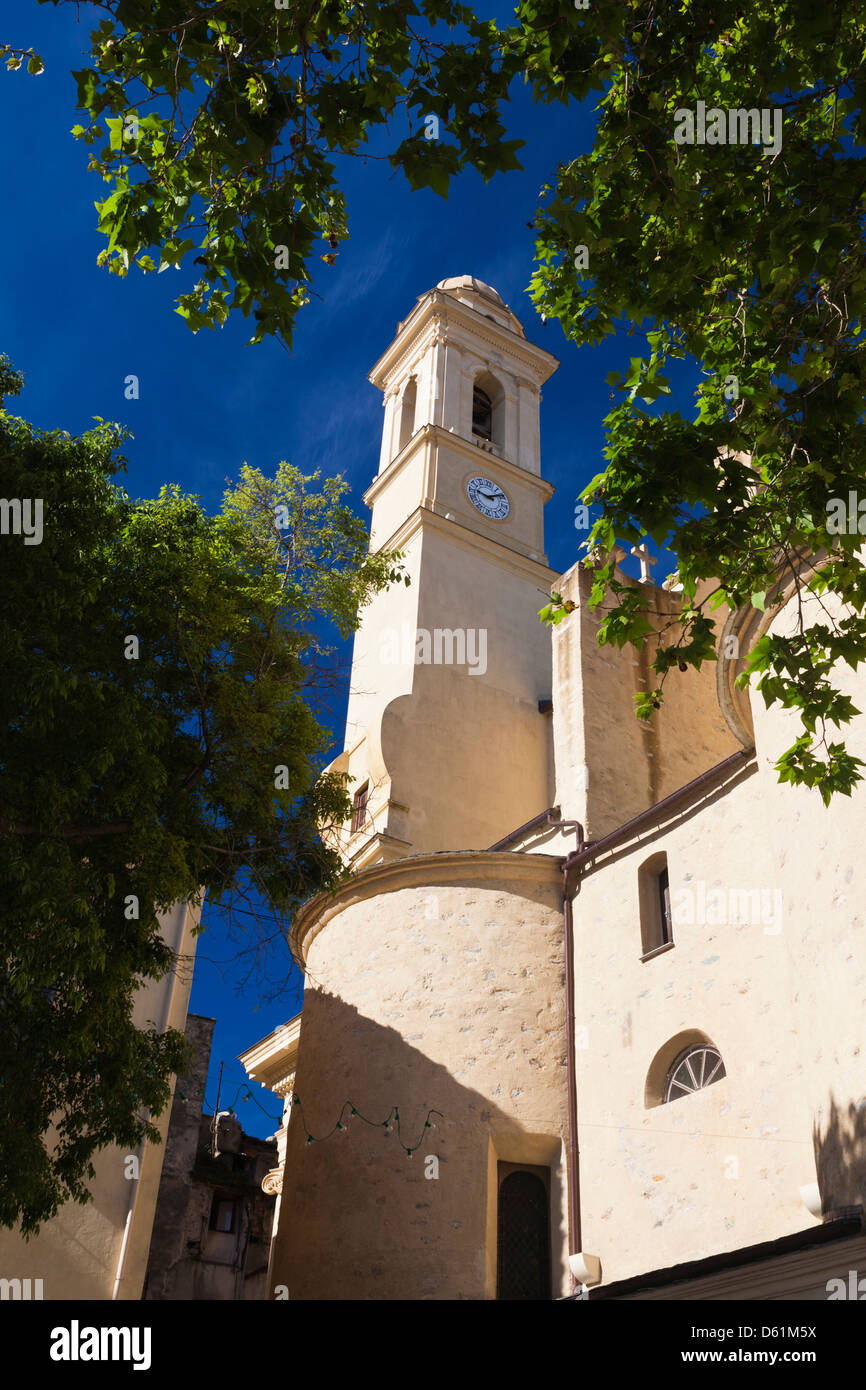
[369,289,559,393]
[363,422,556,511]
[238,1014,301,1095]
[289,850,563,967]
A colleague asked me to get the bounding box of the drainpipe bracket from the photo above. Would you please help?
[569,1252,602,1286]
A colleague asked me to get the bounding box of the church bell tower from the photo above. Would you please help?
[331,276,560,865]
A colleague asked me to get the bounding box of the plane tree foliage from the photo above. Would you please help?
[32,0,523,345]
[0,358,403,1232]
[520,0,866,805]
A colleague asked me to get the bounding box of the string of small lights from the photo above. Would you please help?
[291,1096,444,1156]
[172,1077,283,1126]
[238,1086,283,1124]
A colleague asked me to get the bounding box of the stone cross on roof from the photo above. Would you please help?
[631,544,658,584]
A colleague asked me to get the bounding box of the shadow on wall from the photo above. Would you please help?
[272,985,570,1301]
[813,1093,866,1215]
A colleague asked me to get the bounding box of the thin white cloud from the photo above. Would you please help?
[320,224,415,317]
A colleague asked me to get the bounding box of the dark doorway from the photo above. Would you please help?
[496,1168,551,1300]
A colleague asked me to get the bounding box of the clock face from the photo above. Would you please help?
[467,476,510,521]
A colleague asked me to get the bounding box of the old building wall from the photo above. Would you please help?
[331,512,556,862]
[143,1014,214,1299]
[271,853,570,1300]
[145,1066,277,1300]
[0,901,198,1301]
[377,520,555,854]
[551,560,741,840]
[571,565,866,1290]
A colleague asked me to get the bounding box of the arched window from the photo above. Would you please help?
[664,1043,726,1104]
[472,385,493,440]
[471,371,505,448]
[638,851,673,957]
[645,1030,727,1108]
[496,1168,551,1300]
[398,378,417,454]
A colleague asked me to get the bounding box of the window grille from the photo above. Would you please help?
[496,1170,551,1300]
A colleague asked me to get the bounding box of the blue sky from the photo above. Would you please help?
[2,1,684,1135]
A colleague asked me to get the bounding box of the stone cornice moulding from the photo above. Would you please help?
[369,291,559,392]
[345,828,413,874]
[290,850,563,967]
[381,505,559,586]
[364,430,429,503]
[364,424,556,510]
[239,1015,302,1092]
[379,322,443,392]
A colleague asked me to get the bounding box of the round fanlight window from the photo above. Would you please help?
[664,1044,726,1104]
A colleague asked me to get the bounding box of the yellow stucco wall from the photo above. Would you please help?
[571,758,815,1284]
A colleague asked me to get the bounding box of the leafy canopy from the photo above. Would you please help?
[9,0,866,803]
[0,374,404,1232]
[516,0,866,803]
[36,0,522,346]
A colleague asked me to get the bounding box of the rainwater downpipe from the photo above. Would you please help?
[546,813,601,1292]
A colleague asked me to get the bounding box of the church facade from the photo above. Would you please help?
[241,276,866,1300]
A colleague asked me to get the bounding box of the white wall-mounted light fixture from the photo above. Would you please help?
[569,1251,602,1286]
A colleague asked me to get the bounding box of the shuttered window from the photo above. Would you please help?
[350,783,369,834]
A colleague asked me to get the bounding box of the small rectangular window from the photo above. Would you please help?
[210,1197,237,1233]
[351,783,369,835]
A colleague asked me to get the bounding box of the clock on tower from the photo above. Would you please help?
[467,476,510,520]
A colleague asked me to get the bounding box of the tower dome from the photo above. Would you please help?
[435,275,505,304]
[432,275,524,335]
